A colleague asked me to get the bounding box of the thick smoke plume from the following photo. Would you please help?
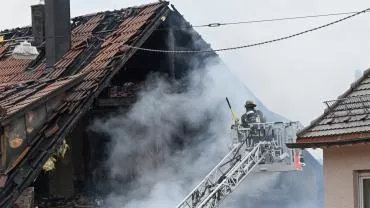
[91,57,322,207]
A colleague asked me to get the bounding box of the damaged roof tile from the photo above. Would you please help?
[0,1,168,121]
[0,1,171,206]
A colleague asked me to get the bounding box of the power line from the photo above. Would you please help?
[79,9,370,34]
[192,11,368,28]
[123,8,370,54]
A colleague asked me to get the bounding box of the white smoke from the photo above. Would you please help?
[90,57,322,207]
[89,57,276,207]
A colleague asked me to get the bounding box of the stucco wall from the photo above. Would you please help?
[324,143,370,208]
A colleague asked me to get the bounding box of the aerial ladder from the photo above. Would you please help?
[176,98,304,208]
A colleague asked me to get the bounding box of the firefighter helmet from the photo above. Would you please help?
[244,100,256,108]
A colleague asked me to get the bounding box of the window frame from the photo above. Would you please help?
[355,170,370,208]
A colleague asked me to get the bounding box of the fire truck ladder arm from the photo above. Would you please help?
[176,141,270,208]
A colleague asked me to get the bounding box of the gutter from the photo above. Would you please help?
[287,137,370,149]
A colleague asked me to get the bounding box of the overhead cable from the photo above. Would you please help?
[123,8,370,54]
[191,11,369,28]
[74,9,370,35]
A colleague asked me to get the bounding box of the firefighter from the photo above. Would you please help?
[241,100,265,127]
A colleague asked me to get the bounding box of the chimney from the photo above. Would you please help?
[31,3,45,46]
[45,0,71,69]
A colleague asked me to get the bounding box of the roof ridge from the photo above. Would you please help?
[0,1,169,35]
[72,1,168,19]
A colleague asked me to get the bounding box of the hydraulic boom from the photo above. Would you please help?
[176,118,303,208]
[177,98,303,208]
[176,141,272,208]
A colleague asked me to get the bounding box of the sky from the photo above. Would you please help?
[1,0,370,125]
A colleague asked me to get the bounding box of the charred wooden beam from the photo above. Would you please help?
[0,174,7,188]
[13,187,34,208]
[168,28,175,79]
[44,123,59,138]
[0,106,7,117]
[96,97,137,108]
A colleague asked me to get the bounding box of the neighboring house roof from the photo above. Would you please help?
[0,1,175,205]
[287,68,370,148]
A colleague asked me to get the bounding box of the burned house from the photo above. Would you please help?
[0,1,216,207]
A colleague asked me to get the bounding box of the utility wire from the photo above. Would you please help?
[191,11,368,28]
[123,8,370,54]
[75,9,370,35]
[150,10,370,31]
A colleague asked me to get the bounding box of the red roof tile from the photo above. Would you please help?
[64,2,168,114]
[0,58,33,78]
[0,1,168,121]
[0,3,166,120]
[0,1,170,205]
[5,75,83,118]
[72,14,104,48]
[45,49,83,79]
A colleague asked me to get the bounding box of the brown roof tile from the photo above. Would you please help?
[72,14,104,48]
[0,1,170,205]
[0,58,33,77]
[64,2,167,113]
[3,74,83,122]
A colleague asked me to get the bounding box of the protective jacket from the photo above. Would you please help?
[241,109,265,127]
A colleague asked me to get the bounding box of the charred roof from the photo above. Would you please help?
[0,1,210,205]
